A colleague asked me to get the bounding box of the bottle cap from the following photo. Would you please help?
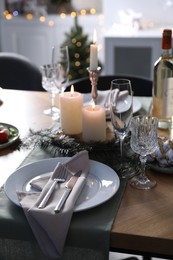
[162,29,172,49]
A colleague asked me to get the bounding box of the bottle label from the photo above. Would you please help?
[163,78,173,117]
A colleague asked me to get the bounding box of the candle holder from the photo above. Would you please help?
[87,66,101,104]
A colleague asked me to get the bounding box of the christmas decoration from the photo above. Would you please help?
[16,127,118,157]
[61,15,101,80]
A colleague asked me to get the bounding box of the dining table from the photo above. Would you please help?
[1,89,173,260]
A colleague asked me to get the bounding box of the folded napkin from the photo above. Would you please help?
[17,150,89,259]
[84,90,129,117]
[147,137,173,167]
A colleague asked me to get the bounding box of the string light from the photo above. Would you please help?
[13,11,19,17]
[76,42,82,47]
[3,7,97,22]
[39,16,46,22]
[60,13,66,18]
[5,13,13,20]
[75,61,80,66]
[75,53,80,58]
[72,38,77,44]
[80,9,87,15]
[48,20,55,26]
[3,10,9,16]
[90,8,96,15]
[71,12,77,17]
[26,13,33,20]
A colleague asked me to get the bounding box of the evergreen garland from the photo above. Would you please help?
[19,128,121,157]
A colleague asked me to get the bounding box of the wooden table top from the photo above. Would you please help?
[1,89,173,258]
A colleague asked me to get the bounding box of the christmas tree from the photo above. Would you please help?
[61,16,91,80]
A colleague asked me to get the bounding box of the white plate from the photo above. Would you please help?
[148,162,173,174]
[4,158,120,212]
[0,123,19,150]
[83,93,141,114]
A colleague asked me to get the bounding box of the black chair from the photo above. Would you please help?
[0,52,43,91]
[66,75,152,97]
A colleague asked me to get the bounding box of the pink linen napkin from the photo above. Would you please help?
[17,150,89,259]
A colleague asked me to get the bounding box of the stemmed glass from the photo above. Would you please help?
[110,78,136,178]
[41,45,69,120]
[52,45,70,94]
[130,115,158,189]
[41,64,60,119]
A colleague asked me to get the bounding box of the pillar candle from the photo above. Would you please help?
[60,87,83,135]
[82,105,106,142]
[90,30,98,70]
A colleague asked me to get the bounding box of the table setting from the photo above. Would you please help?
[1,32,173,260]
[1,145,124,260]
[14,150,90,259]
[1,87,173,259]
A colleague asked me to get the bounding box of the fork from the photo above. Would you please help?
[38,163,67,209]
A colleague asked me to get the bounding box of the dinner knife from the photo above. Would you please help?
[54,171,81,213]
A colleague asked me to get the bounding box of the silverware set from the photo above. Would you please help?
[38,163,81,212]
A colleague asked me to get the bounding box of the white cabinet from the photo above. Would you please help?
[104,29,163,79]
[0,14,104,68]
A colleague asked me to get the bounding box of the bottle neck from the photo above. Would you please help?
[161,48,172,59]
[161,29,172,58]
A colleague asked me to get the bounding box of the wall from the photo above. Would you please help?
[0,14,104,68]
[103,0,173,30]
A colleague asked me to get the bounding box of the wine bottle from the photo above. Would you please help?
[151,29,173,128]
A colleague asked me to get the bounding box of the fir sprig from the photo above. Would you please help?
[20,128,121,157]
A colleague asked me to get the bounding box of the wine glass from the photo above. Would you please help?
[130,115,158,189]
[52,45,70,94]
[40,64,60,119]
[41,45,69,120]
[110,78,136,178]
[51,45,70,121]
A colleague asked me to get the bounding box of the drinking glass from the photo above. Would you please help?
[52,45,69,121]
[41,45,69,120]
[41,64,60,118]
[130,115,158,189]
[52,45,70,94]
[110,79,136,178]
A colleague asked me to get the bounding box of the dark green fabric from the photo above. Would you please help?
[1,147,127,259]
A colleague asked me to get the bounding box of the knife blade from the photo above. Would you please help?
[54,171,81,213]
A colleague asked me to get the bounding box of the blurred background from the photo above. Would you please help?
[0,0,173,80]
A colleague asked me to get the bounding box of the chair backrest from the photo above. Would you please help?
[0,52,43,91]
[66,75,152,96]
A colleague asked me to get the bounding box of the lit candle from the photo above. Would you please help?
[82,103,106,142]
[60,85,83,135]
[90,29,98,70]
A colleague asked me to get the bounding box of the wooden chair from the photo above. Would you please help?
[0,52,43,91]
[66,75,152,97]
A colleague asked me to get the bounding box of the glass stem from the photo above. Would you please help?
[139,155,147,179]
[50,92,55,112]
[119,136,125,165]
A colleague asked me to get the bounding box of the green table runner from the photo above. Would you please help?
[0,147,127,259]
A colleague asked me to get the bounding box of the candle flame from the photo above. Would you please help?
[70,85,74,96]
[93,29,97,44]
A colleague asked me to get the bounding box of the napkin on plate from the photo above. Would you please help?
[85,90,128,118]
[17,150,89,259]
[147,137,173,167]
